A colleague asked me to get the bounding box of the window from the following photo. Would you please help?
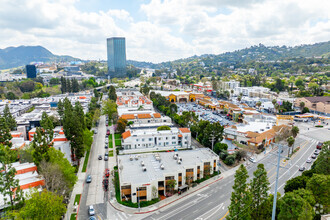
[165,176,174,180]
[172,142,176,144]
[121,185,131,190]
[166,142,169,145]
[197,166,200,170]
[136,139,139,142]
[172,136,176,139]
[138,144,140,146]
[186,168,193,172]
[137,187,147,191]
[158,137,161,140]
[148,120,150,123]
[149,138,152,141]
[142,139,145,142]
[166,137,168,140]
[164,120,167,122]
[159,143,161,145]
[178,173,182,177]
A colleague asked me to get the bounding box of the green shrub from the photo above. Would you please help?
[315,125,323,128]
[224,154,236,165]
[157,126,171,131]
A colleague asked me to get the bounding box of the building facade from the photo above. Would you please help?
[118,149,219,203]
[107,37,126,76]
[26,65,37,78]
[295,97,330,115]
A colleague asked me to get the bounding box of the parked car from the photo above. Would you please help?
[89,217,97,220]
[86,175,92,183]
[104,155,108,161]
[94,130,98,134]
[306,158,312,163]
[314,150,320,155]
[316,142,323,150]
[299,167,305,171]
[105,168,110,177]
[98,155,102,160]
[88,205,95,216]
[106,130,110,135]
[105,152,109,157]
[105,144,108,149]
[311,155,317,159]
[249,157,256,163]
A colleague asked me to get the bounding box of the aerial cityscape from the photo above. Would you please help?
[0,0,329,220]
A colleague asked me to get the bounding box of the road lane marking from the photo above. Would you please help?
[219,210,229,220]
[195,203,224,220]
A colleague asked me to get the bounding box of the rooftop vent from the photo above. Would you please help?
[160,164,165,170]
[130,156,133,161]
[173,154,178,160]
[141,161,145,166]
[135,156,139,160]
[177,160,182,164]
[142,167,147,172]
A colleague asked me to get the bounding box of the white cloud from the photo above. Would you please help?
[0,0,329,63]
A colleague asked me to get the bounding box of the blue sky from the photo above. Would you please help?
[0,0,329,62]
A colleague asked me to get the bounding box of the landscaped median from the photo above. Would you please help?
[70,194,81,220]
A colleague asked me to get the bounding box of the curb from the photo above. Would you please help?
[109,176,224,214]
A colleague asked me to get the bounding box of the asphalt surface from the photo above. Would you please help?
[142,128,325,220]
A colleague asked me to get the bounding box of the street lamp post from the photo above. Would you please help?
[138,187,140,212]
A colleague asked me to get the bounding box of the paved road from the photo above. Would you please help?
[142,134,320,220]
[78,116,107,219]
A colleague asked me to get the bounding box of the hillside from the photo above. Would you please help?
[133,41,330,69]
[0,46,79,69]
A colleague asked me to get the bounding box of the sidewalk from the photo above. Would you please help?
[64,153,87,220]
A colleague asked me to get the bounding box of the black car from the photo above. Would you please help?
[105,144,108,149]
[311,155,317,159]
[314,151,319,155]
[299,167,305,171]
[98,155,102,160]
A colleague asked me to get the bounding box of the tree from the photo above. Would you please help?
[228,164,252,220]
[66,78,72,93]
[312,142,329,175]
[102,99,117,120]
[11,189,66,219]
[292,189,316,208]
[256,101,262,109]
[287,136,295,157]
[278,192,313,220]
[250,164,270,220]
[108,85,117,101]
[74,101,86,129]
[214,143,228,154]
[0,116,13,147]
[92,108,101,126]
[6,92,18,100]
[167,179,177,194]
[284,175,308,193]
[57,99,64,120]
[71,78,79,92]
[302,107,310,114]
[306,174,330,212]
[3,104,17,130]
[299,102,305,111]
[117,118,128,134]
[291,126,299,138]
[60,76,66,93]
[40,112,54,143]
[169,103,178,115]
[0,145,23,209]
[31,127,51,166]
[202,122,224,149]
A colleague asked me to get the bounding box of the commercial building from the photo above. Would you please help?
[26,65,37,78]
[219,80,240,91]
[120,113,173,129]
[295,96,330,115]
[121,127,191,152]
[107,37,126,76]
[234,86,270,97]
[118,148,219,203]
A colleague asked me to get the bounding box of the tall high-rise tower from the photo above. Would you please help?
[107,37,126,77]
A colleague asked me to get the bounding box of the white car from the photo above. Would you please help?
[306,158,312,163]
[88,205,95,216]
[249,157,256,163]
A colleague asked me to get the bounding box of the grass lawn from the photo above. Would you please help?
[109,151,114,157]
[70,214,77,220]
[74,194,81,206]
[82,149,90,172]
[115,134,121,139]
[109,134,112,140]
[109,141,113,148]
[115,139,121,146]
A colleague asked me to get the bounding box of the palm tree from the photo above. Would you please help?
[274,103,280,114]
[291,126,299,138]
[287,136,295,157]
[299,102,305,111]
[237,96,242,102]
[272,99,277,113]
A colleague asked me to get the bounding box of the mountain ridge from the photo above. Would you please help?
[0,45,79,70]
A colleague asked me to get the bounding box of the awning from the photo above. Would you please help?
[178,184,188,190]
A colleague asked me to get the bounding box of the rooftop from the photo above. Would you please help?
[118,148,218,185]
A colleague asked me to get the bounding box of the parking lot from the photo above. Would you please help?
[177,103,235,126]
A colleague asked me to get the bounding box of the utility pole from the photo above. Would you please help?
[270,143,290,220]
[138,186,140,212]
[209,134,215,151]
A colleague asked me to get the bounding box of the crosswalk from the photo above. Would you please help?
[299,135,318,143]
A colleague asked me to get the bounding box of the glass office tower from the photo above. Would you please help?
[107,37,126,76]
[26,65,36,78]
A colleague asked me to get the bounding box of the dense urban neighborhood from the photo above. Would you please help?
[0,5,329,217]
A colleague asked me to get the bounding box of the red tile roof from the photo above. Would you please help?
[122,130,131,139]
[137,114,151,119]
[179,128,190,133]
[121,114,135,120]
[153,113,161,118]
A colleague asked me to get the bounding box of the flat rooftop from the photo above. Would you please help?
[118,148,217,185]
[236,121,273,133]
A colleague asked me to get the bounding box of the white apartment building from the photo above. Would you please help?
[118,148,219,202]
[121,127,191,151]
[235,86,270,97]
[116,90,153,110]
[220,80,240,91]
[120,113,172,128]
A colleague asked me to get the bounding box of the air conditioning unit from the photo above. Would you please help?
[177,160,182,164]
[142,167,147,172]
